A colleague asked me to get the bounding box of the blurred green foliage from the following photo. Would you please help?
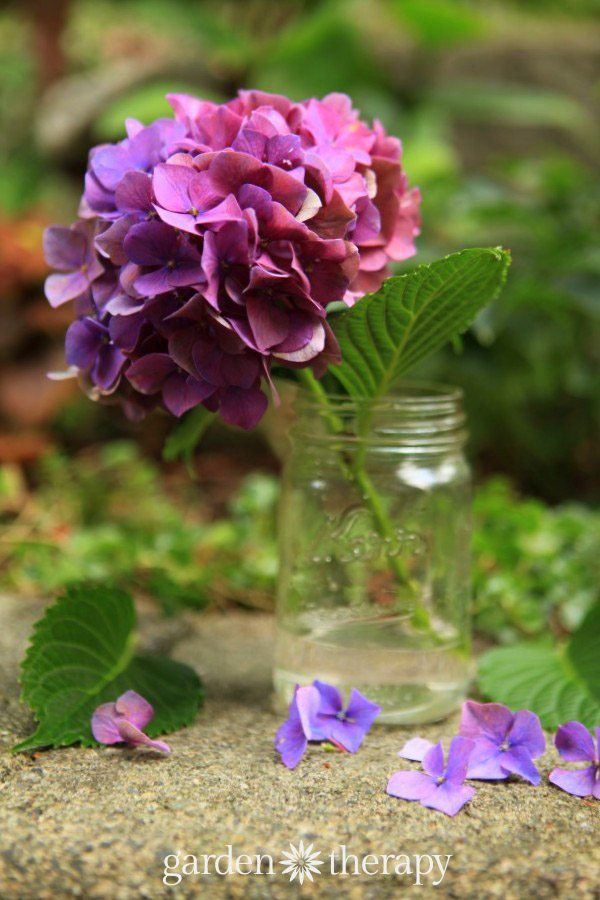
[473,478,600,644]
[2,445,599,644]
[0,443,278,615]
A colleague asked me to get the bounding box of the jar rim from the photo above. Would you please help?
[294,380,463,412]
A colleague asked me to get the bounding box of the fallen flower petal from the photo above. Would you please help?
[549,722,600,799]
[398,737,434,761]
[91,689,170,753]
[459,700,545,785]
[387,737,476,817]
[274,684,321,769]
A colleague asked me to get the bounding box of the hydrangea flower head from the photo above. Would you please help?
[549,721,600,798]
[387,737,476,816]
[91,689,171,753]
[44,90,420,429]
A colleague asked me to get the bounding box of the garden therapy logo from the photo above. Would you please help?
[279,841,323,884]
[162,846,452,885]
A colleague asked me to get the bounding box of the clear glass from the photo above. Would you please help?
[273,383,473,724]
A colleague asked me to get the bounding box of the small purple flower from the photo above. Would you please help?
[311,680,381,752]
[275,685,321,769]
[549,721,600,799]
[44,222,104,308]
[65,317,126,391]
[91,689,171,753]
[387,737,476,816]
[123,220,205,297]
[459,700,546,785]
[274,680,380,767]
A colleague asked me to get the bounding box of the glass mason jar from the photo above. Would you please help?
[274,383,473,724]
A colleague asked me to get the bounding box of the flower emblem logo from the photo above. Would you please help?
[279,841,323,884]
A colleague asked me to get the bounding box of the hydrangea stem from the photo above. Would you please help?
[295,369,432,632]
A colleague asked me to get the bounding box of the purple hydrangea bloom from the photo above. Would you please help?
[311,680,381,752]
[459,700,546,785]
[549,721,600,798]
[387,737,476,817]
[275,684,321,769]
[44,90,420,427]
[91,689,171,753]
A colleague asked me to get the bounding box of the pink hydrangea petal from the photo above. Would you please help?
[445,736,475,784]
[114,690,154,730]
[555,721,596,762]
[549,765,597,797]
[115,719,171,753]
[422,742,445,778]
[91,703,121,744]
[421,783,476,817]
[387,771,437,802]
[398,737,434,762]
[460,700,514,744]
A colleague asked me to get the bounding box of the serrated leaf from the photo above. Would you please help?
[14,585,203,752]
[567,599,600,705]
[478,643,600,730]
[328,248,510,397]
[162,406,214,471]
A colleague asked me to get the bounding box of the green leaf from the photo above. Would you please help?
[327,248,511,397]
[14,585,203,752]
[567,600,600,705]
[478,599,600,730]
[162,406,215,471]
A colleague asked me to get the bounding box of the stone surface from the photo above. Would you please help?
[0,594,598,899]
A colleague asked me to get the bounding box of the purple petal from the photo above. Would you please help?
[398,737,434,762]
[549,765,597,797]
[114,690,154,730]
[65,318,105,368]
[295,685,322,741]
[422,742,445,779]
[162,373,215,417]
[44,226,87,270]
[555,721,596,762]
[124,220,177,266]
[95,215,138,265]
[460,700,513,744]
[345,688,381,733]
[238,183,273,219]
[188,171,226,212]
[45,271,90,308]
[115,171,153,213]
[445,736,476,784]
[386,771,437,801]
[91,703,121,744]
[275,718,307,770]
[313,680,344,717]
[126,353,175,393]
[508,710,545,758]
[219,384,268,430]
[596,727,600,761]
[134,267,176,297]
[152,163,195,212]
[92,344,126,391]
[193,194,244,228]
[465,738,507,780]
[115,719,171,753]
[273,321,325,363]
[421,782,476,817]
[499,746,541,785]
[220,352,261,390]
[329,721,368,753]
[246,297,290,351]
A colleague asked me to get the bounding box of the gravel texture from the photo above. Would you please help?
[0,594,598,899]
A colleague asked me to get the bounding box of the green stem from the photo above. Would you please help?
[295,370,431,631]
